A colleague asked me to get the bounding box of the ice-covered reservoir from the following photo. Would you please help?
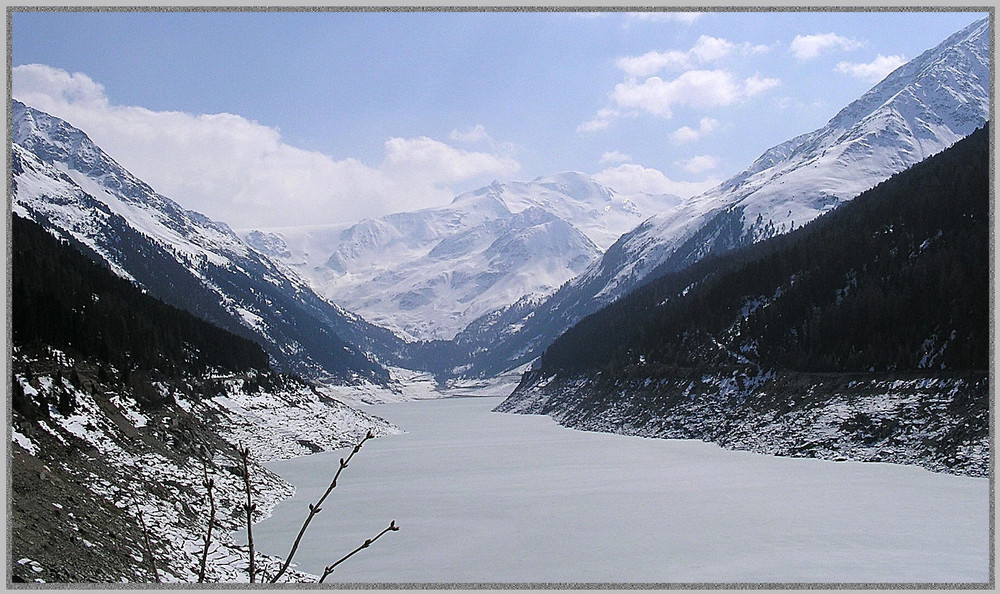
[249,397,988,584]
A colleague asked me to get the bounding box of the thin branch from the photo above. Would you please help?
[238,444,257,583]
[268,430,374,583]
[318,520,399,583]
[197,463,217,583]
[133,499,160,583]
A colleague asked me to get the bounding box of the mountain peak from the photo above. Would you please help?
[826,16,988,135]
[263,170,656,341]
[530,171,616,201]
[13,100,118,181]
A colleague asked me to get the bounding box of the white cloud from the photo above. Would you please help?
[610,70,779,119]
[743,72,782,97]
[13,64,520,230]
[790,33,864,61]
[616,35,736,77]
[670,117,719,144]
[577,107,621,133]
[13,63,109,110]
[382,136,519,184]
[593,163,718,198]
[835,54,907,83]
[773,95,829,114]
[585,35,779,132]
[611,71,735,118]
[599,150,632,164]
[689,35,736,63]
[449,124,491,143]
[676,154,720,174]
[616,49,692,77]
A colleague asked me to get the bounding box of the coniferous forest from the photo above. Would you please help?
[12,214,272,377]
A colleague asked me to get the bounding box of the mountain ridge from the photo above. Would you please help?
[430,16,990,379]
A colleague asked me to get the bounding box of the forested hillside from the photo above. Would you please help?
[541,124,988,375]
[12,214,270,378]
[497,124,990,477]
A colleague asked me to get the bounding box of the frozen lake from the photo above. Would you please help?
[250,396,989,584]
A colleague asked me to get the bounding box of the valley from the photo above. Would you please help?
[7,12,992,587]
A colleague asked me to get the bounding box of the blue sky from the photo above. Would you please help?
[11,9,989,230]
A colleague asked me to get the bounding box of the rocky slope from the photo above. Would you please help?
[498,369,988,477]
[10,349,399,583]
[9,214,399,583]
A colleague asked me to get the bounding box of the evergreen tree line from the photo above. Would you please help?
[12,214,271,376]
[542,123,990,376]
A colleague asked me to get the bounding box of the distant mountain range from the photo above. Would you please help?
[246,172,679,341]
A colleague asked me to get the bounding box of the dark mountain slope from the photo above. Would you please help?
[496,124,990,477]
[12,214,270,378]
[541,125,989,375]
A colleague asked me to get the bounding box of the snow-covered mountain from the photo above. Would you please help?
[11,100,402,382]
[247,172,679,341]
[438,16,991,378]
[604,16,992,296]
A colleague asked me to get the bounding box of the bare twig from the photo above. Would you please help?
[317,520,399,583]
[133,499,160,583]
[238,444,257,583]
[197,464,217,583]
[268,431,374,583]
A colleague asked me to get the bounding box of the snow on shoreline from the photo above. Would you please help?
[9,349,410,583]
[325,365,527,406]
